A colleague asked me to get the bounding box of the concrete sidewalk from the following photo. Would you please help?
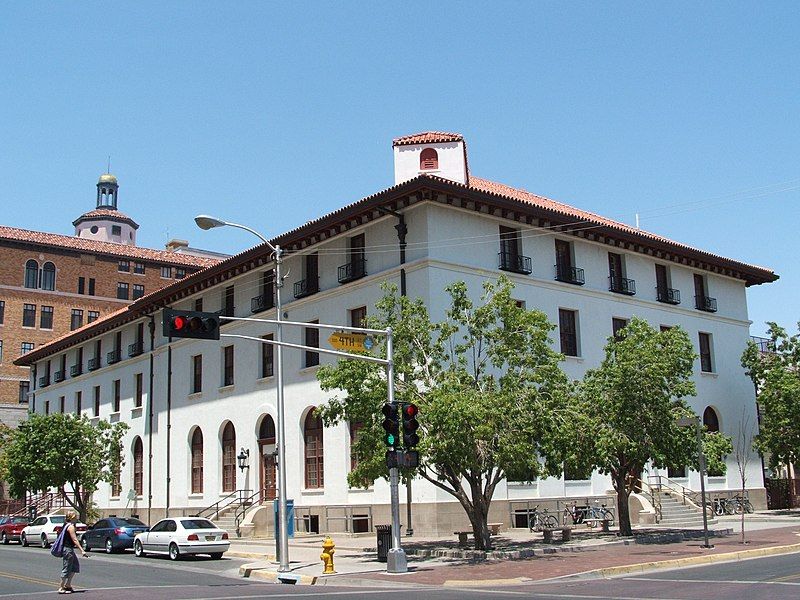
[233,511,800,587]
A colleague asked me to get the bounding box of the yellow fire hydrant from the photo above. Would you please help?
[320,536,336,574]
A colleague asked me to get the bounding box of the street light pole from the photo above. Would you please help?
[194,215,291,572]
[676,416,712,549]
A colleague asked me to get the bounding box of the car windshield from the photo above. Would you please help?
[180,519,216,530]
[115,518,145,526]
[50,516,66,524]
[11,517,29,524]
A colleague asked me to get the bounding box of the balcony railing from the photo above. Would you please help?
[251,293,275,314]
[609,275,636,296]
[53,370,65,383]
[294,278,319,299]
[498,252,532,275]
[107,350,121,365]
[554,264,585,285]
[128,341,144,358]
[38,376,50,388]
[750,336,775,354]
[338,258,367,284]
[88,357,100,371]
[695,295,718,313]
[70,364,82,377]
[656,287,681,305]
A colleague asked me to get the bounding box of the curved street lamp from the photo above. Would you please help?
[194,215,290,573]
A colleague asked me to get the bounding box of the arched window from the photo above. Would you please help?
[304,410,324,489]
[420,148,438,170]
[24,260,39,289]
[703,407,720,432]
[259,416,275,441]
[191,428,204,494]
[133,437,143,496]
[41,262,56,291]
[222,422,236,492]
[258,416,277,501]
[349,421,363,472]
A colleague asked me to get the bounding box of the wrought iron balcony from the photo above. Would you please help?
[338,258,367,284]
[251,293,275,313]
[128,341,144,358]
[53,370,65,383]
[293,278,319,299]
[88,357,100,371]
[609,275,636,296]
[656,286,681,305]
[498,252,532,275]
[70,364,82,377]
[695,295,717,312]
[38,376,50,388]
[107,350,121,365]
[554,264,585,285]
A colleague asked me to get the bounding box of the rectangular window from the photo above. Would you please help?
[93,386,100,417]
[305,320,320,368]
[612,317,628,341]
[161,266,172,278]
[134,373,143,408]
[134,262,145,275]
[699,332,714,373]
[118,260,130,272]
[18,381,29,404]
[261,335,274,378]
[223,285,234,317]
[113,379,121,413]
[295,254,319,297]
[59,396,65,413]
[222,345,234,387]
[660,325,673,332]
[0,300,4,324]
[70,309,84,331]
[0,340,3,362]
[40,305,54,329]
[192,354,203,394]
[349,306,367,329]
[88,278,95,296]
[45,401,49,415]
[78,277,85,294]
[558,309,578,357]
[175,267,186,279]
[21,342,34,354]
[117,282,129,300]
[88,310,99,323]
[112,225,122,236]
[350,421,363,472]
[498,226,531,274]
[194,298,203,311]
[75,391,82,415]
[132,284,145,300]
[22,304,36,327]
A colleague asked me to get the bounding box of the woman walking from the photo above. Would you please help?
[59,511,88,594]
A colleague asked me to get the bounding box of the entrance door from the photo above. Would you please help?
[258,416,277,502]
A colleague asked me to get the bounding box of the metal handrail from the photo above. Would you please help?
[647,474,705,511]
[640,479,663,523]
[193,488,253,521]
[233,489,263,537]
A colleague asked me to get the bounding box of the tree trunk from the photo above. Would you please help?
[468,496,492,551]
[614,471,633,536]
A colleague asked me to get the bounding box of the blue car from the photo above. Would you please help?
[81,517,149,553]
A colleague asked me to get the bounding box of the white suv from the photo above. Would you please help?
[21,514,67,548]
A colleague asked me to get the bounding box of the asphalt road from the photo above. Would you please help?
[1,543,799,599]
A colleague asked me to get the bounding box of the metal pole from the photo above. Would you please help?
[696,420,712,549]
[385,327,407,573]
[274,245,291,572]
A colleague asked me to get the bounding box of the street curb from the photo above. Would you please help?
[228,551,275,560]
[239,564,318,585]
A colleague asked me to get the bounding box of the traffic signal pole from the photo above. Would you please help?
[385,327,408,573]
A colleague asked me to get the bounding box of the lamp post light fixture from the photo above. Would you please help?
[194,214,291,573]
[237,447,250,472]
[676,415,713,549]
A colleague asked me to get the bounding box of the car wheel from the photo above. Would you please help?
[1,532,8,545]
[81,536,90,551]
[168,542,180,561]
[105,538,114,554]
[134,540,145,557]
[210,552,223,560]
[21,533,28,547]
[40,533,49,548]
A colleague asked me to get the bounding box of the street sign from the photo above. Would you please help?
[328,331,374,352]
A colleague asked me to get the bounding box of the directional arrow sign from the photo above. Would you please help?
[328,332,374,352]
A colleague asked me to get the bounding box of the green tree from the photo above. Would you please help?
[742,322,800,470]
[573,318,710,536]
[316,277,573,550]
[0,413,128,523]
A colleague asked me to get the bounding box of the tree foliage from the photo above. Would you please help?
[741,322,800,470]
[0,413,128,523]
[316,276,573,550]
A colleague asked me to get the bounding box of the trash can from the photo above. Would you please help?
[376,525,391,562]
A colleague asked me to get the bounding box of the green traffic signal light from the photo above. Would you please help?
[381,403,399,448]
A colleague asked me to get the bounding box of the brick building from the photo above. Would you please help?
[0,174,223,409]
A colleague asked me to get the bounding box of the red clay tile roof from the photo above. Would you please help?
[393,131,464,146]
[0,225,220,268]
[73,208,139,228]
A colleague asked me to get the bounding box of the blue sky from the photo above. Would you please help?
[1,3,797,336]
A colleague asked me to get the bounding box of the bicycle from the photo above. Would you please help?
[527,505,558,532]
[584,502,614,528]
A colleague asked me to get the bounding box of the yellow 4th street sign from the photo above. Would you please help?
[328,331,375,352]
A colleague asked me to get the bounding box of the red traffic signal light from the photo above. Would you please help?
[163,309,220,340]
[402,402,419,449]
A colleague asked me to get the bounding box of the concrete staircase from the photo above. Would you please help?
[655,492,716,527]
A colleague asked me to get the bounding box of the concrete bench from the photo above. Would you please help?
[454,531,472,546]
[488,522,503,536]
[541,527,573,543]
[584,518,611,532]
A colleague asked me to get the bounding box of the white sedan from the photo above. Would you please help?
[21,514,86,548]
[134,517,230,560]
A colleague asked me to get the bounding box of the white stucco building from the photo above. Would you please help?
[17,132,777,535]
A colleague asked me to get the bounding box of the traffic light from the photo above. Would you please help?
[163,308,220,340]
[402,402,419,448]
[381,403,400,447]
